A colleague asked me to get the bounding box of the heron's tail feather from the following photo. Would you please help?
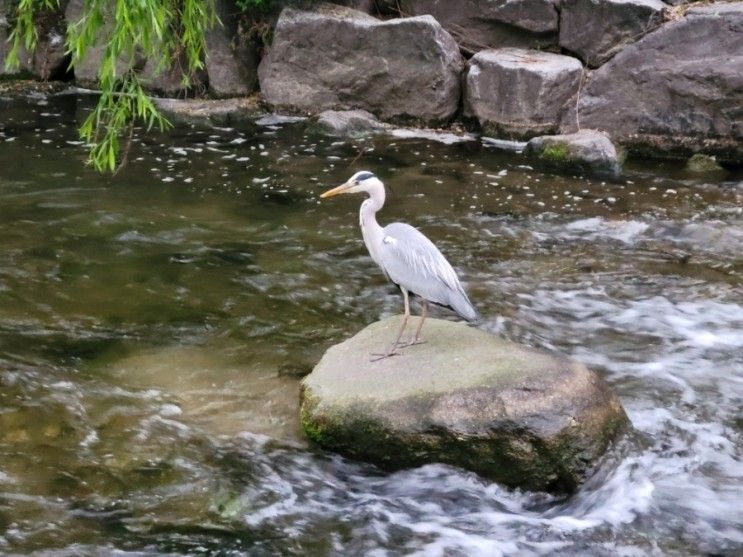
[449,290,479,322]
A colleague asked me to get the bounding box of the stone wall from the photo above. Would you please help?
[2,0,741,162]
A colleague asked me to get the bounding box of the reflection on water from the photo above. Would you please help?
[0,91,741,555]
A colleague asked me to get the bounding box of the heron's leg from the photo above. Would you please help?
[410,299,428,345]
[371,287,410,361]
[400,298,428,347]
[393,288,412,346]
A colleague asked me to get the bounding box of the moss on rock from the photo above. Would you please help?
[686,153,727,176]
[540,142,570,162]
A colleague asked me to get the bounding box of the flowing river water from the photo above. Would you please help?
[0,90,741,556]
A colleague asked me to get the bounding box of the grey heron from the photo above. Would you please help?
[321,171,477,360]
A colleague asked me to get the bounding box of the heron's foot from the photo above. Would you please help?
[370,350,401,362]
[400,337,426,348]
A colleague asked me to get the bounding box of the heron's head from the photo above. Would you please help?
[320,171,383,198]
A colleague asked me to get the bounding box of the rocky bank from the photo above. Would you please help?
[1,0,741,165]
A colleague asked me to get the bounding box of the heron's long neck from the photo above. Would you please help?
[359,182,385,267]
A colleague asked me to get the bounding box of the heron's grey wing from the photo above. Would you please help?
[379,223,477,320]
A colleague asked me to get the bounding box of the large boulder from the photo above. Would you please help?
[559,0,668,68]
[464,48,583,138]
[567,3,743,162]
[525,129,623,177]
[258,4,464,124]
[405,0,559,53]
[300,317,629,493]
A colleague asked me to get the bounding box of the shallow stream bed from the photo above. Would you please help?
[0,91,741,555]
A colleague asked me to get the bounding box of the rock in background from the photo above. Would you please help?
[1,0,70,80]
[4,0,742,163]
[153,97,261,127]
[399,0,559,53]
[65,0,207,96]
[568,3,743,162]
[205,0,260,97]
[140,53,207,98]
[258,4,464,124]
[63,0,144,86]
[464,48,583,138]
[0,3,8,73]
[525,129,623,177]
[559,0,668,67]
[313,109,388,137]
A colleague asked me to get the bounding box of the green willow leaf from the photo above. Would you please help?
[8,0,217,174]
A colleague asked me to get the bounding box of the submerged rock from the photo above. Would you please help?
[685,153,729,178]
[686,153,724,173]
[559,0,668,68]
[255,114,307,127]
[313,109,388,137]
[258,4,464,124]
[300,317,629,493]
[153,97,261,126]
[464,48,583,139]
[525,130,622,177]
[388,127,477,144]
[568,3,743,162]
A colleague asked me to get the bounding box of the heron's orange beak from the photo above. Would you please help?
[320,181,352,198]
